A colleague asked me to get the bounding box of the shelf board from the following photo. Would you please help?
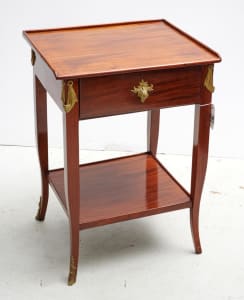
[48,153,191,229]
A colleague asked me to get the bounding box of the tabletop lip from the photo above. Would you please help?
[23,18,163,35]
[23,19,222,80]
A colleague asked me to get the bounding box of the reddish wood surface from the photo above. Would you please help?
[48,153,191,229]
[147,109,160,156]
[25,20,221,285]
[33,51,63,111]
[62,80,80,285]
[23,20,221,79]
[190,66,213,254]
[34,76,49,221]
[79,67,201,119]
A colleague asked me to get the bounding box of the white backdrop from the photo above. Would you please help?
[0,0,243,158]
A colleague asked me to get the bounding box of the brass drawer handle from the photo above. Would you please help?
[131,80,154,103]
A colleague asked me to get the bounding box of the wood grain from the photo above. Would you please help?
[79,67,201,119]
[25,20,221,285]
[190,66,213,254]
[62,81,80,285]
[147,109,160,156]
[23,20,221,79]
[34,76,49,221]
[33,51,63,111]
[48,153,191,230]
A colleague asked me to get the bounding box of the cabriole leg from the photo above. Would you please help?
[190,103,212,254]
[62,83,80,285]
[34,76,49,221]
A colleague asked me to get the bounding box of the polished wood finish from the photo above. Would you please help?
[147,109,160,156]
[190,67,213,253]
[24,20,221,285]
[79,67,201,119]
[33,52,63,111]
[62,80,80,285]
[49,153,191,229]
[23,20,220,79]
[34,76,49,221]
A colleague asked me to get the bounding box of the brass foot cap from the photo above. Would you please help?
[68,275,76,286]
[35,197,45,221]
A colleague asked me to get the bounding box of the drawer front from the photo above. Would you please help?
[79,67,202,119]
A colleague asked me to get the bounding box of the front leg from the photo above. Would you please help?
[62,80,80,285]
[34,76,49,221]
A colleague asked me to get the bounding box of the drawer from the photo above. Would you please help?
[79,67,202,119]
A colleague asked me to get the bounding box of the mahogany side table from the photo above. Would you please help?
[23,20,221,285]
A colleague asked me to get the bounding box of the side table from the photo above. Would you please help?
[23,19,221,285]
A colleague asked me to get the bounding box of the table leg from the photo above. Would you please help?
[190,103,211,254]
[147,109,160,156]
[34,76,49,221]
[63,93,80,286]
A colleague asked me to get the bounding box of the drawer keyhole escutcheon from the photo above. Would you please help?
[131,80,154,103]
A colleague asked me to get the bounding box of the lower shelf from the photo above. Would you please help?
[48,153,191,229]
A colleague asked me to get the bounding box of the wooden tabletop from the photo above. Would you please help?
[23,20,221,79]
